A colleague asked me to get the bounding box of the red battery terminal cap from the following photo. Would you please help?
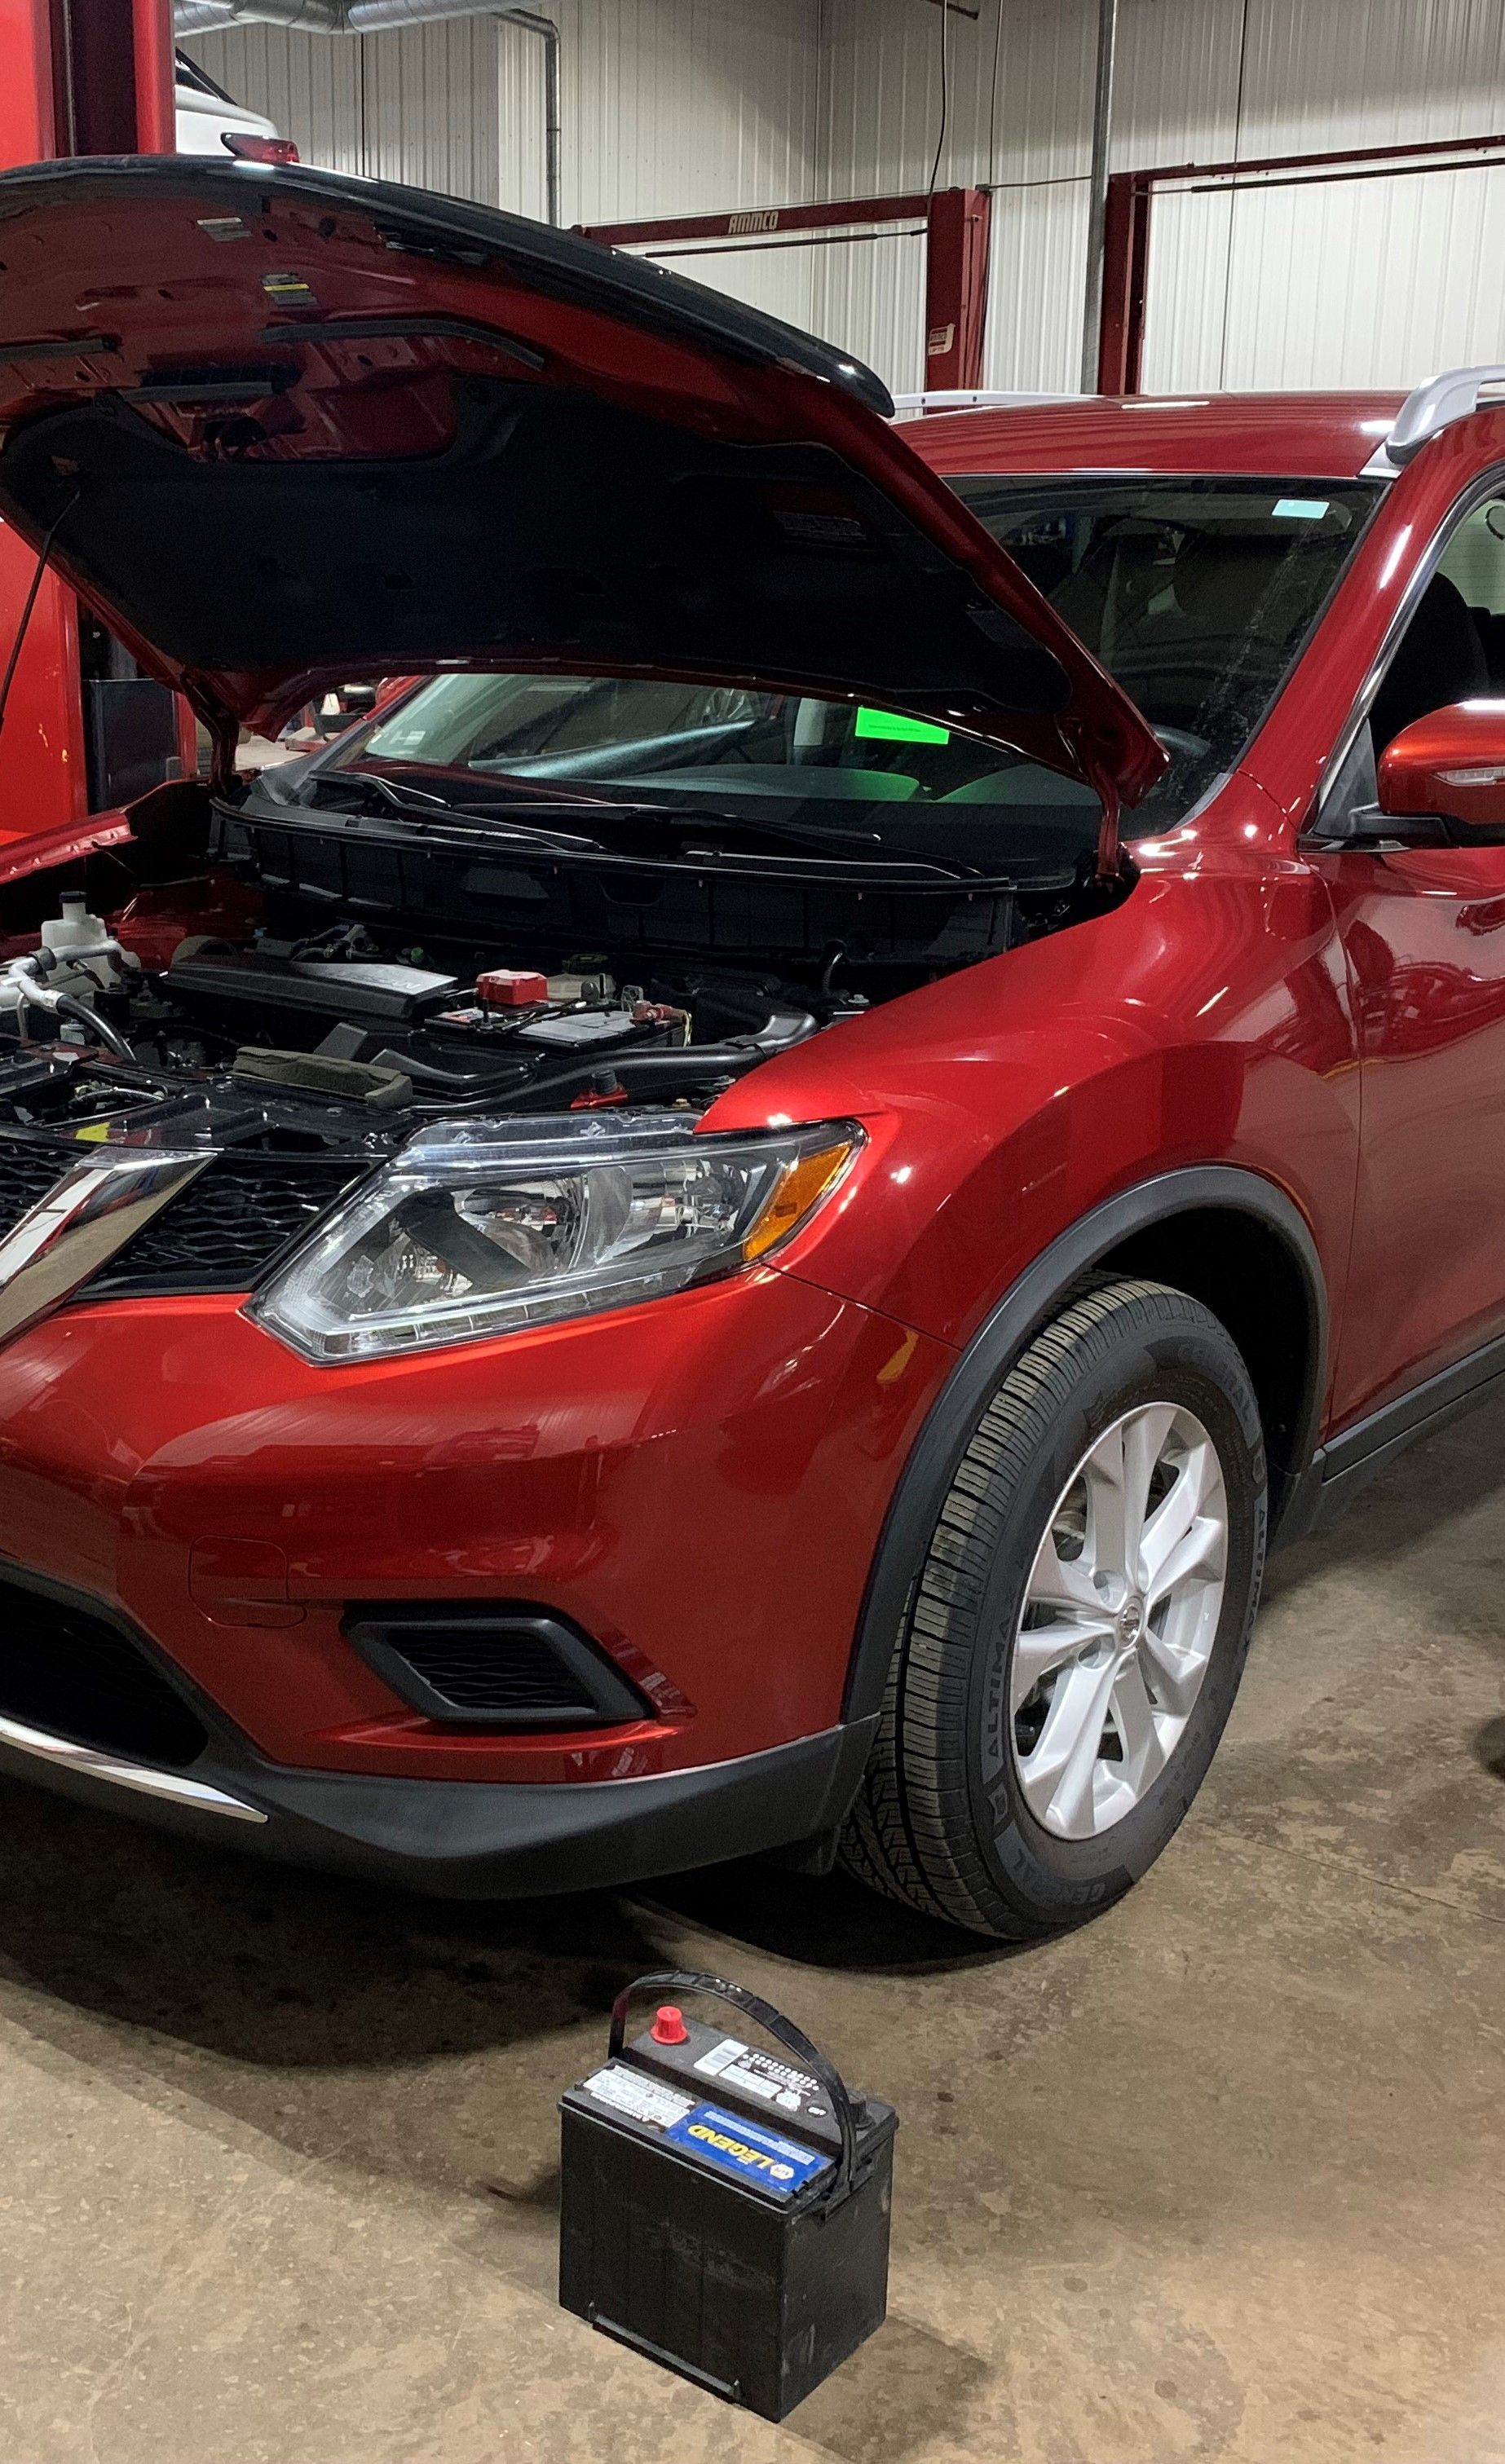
[651,2005,690,2046]
[476,968,548,1008]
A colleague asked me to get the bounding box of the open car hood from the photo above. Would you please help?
[0,156,1165,807]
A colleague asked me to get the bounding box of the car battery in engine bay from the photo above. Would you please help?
[558,1971,896,2422]
[160,937,693,1081]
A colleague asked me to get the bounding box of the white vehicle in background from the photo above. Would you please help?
[174,50,297,162]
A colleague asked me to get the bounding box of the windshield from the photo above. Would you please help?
[284,474,1378,849]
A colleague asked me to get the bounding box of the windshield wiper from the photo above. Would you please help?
[471,788,982,878]
[294,771,609,853]
[360,774,452,817]
[509,793,979,880]
[287,774,982,882]
[367,776,894,862]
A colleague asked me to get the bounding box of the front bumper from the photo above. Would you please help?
[0,1636,879,1897]
[0,1264,947,1887]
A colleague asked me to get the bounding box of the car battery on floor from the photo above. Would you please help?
[558,1968,897,2422]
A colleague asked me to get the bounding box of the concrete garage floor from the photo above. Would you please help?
[2,1404,1505,2464]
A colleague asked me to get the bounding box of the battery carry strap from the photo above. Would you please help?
[609,1968,862,2203]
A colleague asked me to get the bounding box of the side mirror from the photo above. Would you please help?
[1378,700,1505,842]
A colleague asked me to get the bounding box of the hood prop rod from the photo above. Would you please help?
[1089,761,1123,886]
[204,703,241,798]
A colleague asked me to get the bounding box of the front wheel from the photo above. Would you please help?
[840,1278,1268,1939]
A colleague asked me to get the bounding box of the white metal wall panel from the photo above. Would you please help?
[1141,0,1505,390]
[1113,0,1242,166]
[812,0,1247,395]
[1238,0,1505,155]
[1217,165,1505,390]
[1136,188,1235,394]
[496,13,546,217]
[808,228,928,397]
[557,0,818,227]
[816,0,1007,196]
[978,0,1245,390]
[641,240,818,328]
[982,182,1089,395]
[814,0,1505,397]
[561,0,820,324]
[360,17,498,201]
[188,3,819,223]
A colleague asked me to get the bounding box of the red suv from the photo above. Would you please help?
[0,158,1502,1942]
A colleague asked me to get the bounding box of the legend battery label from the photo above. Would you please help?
[662,2102,831,2200]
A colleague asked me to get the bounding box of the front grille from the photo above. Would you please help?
[0,1137,73,1241]
[0,1137,370,1298]
[345,1604,651,1730]
[0,1575,208,1768]
[83,1153,372,1296]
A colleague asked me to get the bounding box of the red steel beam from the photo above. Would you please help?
[48,0,174,156]
[132,0,177,156]
[924,186,991,391]
[580,192,933,250]
[1097,170,1151,395]
[1136,126,1505,192]
[0,0,183,836]
[0,0,56,162]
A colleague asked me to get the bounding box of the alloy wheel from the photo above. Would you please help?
[1009,1402,1229,1840]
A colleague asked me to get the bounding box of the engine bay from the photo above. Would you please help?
[0,897,843,1163]
[0,777,1108,1223]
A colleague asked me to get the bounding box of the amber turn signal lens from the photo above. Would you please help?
[742,1139,854,1263]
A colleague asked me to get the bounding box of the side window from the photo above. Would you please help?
[1317,491,1505,835]
[1437,498,1505,622]
[1367,496,1505,762]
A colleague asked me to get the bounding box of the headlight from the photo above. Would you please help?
[249,1113,862,1362]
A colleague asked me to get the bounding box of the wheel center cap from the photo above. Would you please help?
[1117,1595,1145,1649]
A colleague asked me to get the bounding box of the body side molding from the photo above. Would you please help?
[1303,1327,1505,1531]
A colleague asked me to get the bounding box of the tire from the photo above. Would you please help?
[839,1278,1268,1939]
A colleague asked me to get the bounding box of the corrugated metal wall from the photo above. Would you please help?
[811,0,1505,395]
[812,0,1248,391]
[1151,0,1505,388]
[184,0,1505,397]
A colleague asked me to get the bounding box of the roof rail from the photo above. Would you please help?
[1366,364,1505,475]
[889,388,1088,418]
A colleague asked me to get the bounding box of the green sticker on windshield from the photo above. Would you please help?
[854,707,951,745]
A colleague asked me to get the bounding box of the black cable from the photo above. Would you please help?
[928,0,952,199]
[0,491,80,748]
[988,0,1004,189]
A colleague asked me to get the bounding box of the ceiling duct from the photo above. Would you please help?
[174,0,561,223]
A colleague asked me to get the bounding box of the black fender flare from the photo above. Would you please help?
[841,1165,1328,1725]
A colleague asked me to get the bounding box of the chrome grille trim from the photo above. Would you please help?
[0,1150,212,1342]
